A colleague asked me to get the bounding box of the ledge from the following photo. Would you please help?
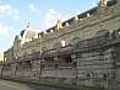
[0,76,107,90]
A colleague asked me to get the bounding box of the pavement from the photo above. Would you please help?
[0,79,69,90]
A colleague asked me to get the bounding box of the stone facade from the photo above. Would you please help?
[1,0,120,89]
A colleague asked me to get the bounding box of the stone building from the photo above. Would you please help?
[4,48,13,63]
[1,0,120,89]
[0,51,3,61]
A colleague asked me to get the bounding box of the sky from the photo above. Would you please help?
[0,0,100,51]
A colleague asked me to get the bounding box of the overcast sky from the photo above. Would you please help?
[0,0,99,51]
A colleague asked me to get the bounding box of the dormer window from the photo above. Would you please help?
[65,22,70,27]
[87,13,90,17]
[50,29,54,33]
[74,15,79,21]
[44,30,47,35]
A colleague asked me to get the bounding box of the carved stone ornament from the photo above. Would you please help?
[56,20,63,30]
[100,0,108,7]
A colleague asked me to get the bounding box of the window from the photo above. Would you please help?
[61,40,66,47]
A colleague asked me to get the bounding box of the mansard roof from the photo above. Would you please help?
[20,30,25,37]
[38,0,117,36]
[20,24,38,38]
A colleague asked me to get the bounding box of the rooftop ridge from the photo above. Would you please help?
[38,0,117,36]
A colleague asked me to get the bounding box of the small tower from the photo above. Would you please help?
[20,22,38,45]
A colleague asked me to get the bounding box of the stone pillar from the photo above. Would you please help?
[54,56,59,79]
[38,60,42,80]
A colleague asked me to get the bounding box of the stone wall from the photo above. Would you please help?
[2,0,120,89]
[1,29,120,89]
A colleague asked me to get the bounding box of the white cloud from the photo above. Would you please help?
[0,23,8,35]
[29,4,37,13]
[13,15,20,20]
[42,0,98,29]
[43,9,63,29]
[0,3,20,20]
[89,1,98,9]
[43,8,78,29]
